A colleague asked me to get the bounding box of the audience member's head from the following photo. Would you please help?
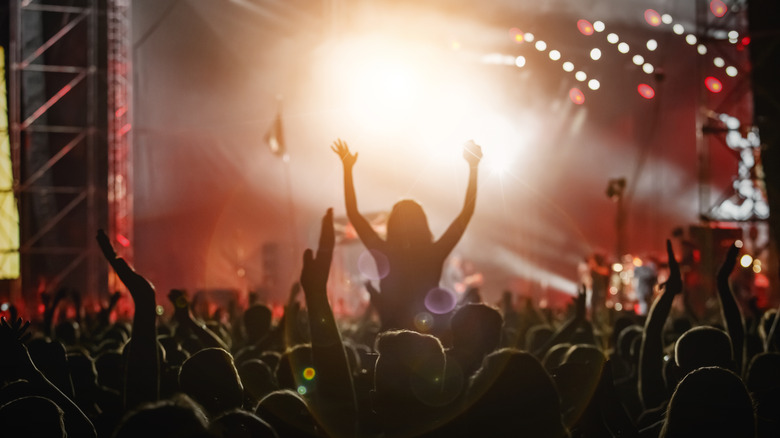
[0,396,66,438]
[255,390,318,437]
[674,326,733,375]
[660,367,755,438]
[112,394,211,438]
[386,200,433,247]
[238,359,278,409]
[244,305,273,344]
[209,409,278,438]
[465,348,568,437]
[179,348,243,417]
[449,304,503,375]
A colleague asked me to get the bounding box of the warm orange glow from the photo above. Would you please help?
[577,19,594,36]
[638,84,655,99]
[705,76,723,93]
[644,9,661,27]
[569,88,585,105]
[710,0,727,17]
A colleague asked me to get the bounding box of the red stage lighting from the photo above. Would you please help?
[705,76,723,93]
[710,0,727,17]
[644,9,661,27]
[577,19,594,36]
[569,87,585,105]
[116,233,131,248]
[637,84,655,99]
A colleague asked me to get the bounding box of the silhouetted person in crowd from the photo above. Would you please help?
[332,138,482,332]
[178,347,244,418]
[447,303,503,379]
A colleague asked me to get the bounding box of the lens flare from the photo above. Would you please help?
[358,249,390,280]
[424,287,457,314]
[577,19,595,36]
[638,84,655,99]
[645,9,662,27]
[569,88,585,105]
[303,367,316,380]
[705,76,723,93]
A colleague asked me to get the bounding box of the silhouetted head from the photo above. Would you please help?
[239,359,278,409]
[746,352,780,394]
[0,396,66,438]
[465,348,568,437]
[210,409,278,438]
[386,200,433,248]
[95,350,124,392]
[542,343,571,373]
[255,390,318,437]
[616,325,643,361]
[275,344,313,391]
[526,325,554,354]
[674,326,734,375]
[372,330,447,432]
[244,305,273,343]
[112,394,210,438]
[661,367,755,438]
[450,304,503,358]
[179,348,243,417]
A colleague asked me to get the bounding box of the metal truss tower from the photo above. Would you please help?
[695,0,767,222]
[8,0,132,309]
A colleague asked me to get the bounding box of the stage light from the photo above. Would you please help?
[697,44,707,55]
[588,79,600,90]
[642,63,654,74]
[594,21,605,32]
[714,57,725,67]
[735,240,743,248]
[705,76,723,93]
[578,19,595,35]
[590,48,602,60]
[562,61,574,72]
[633,55,644,65]
[509,27,524,43]
[686,34,697,45]
[673,24,684,35]
[607,33,619,44]
[638,84,655,99]
[618,42,630,53]
[741,36,751,46]
[549,50,561,61]
[515,56,526,67]
[614,303,623,311]
[728,30,739,40]
[662,14,673,24]
[754,263,762,273]
[524,32,535,42]
[569,87,585,105]
[575,71,587,81]
[535,40,547,51]
[710,0,727,17]
[647,39,658,51]
[725,66,738,77]
[644,9,662,27]
[740,254,753,268]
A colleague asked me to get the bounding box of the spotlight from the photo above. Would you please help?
[593,21,605,32]
[577,19,595,36]
[725,66,738,77]
[509,28,524,43]
[673,24,685,35]
[713,57,725,67]
[638,83,655,99]
[647,39,658,51]
[618,42,629,53]
[569,87,585,105]
[588,79,600,90]
[535,40,547,51]
[740,254,753,268]
[642,63,654,74]
[549,50,561,61]
[728,30,739,40]
[633,55,644,65]
[705,76,723,93]
[575,71,587,81]
[697,44,707,55]
[710,0,727,17]
[515,56,526,67]
[644,9,662,27]
[607,33,619,44]
[661,14,673,24]
[524,32,535,42]
[562,61,575,72]
[686,34,697,45]
[590,48,602,60]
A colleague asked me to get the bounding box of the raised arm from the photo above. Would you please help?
[436,140,482,254]
[638,240,682,411]
[300,208,357,437]
[97,230,159,409]
[167,289,229,351]
[716,242,745,374]
[331,139,383,250]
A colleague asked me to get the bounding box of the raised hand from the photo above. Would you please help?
[97,230,155,307]
[301,208,335,295]
[575,284,587,321]
[0,316,34,380]
[331,139,358,169]
[718,242,740,285]
[664,239,682,296]
[463,140,483,168]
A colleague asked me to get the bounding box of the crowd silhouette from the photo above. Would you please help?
[0,139,778,437]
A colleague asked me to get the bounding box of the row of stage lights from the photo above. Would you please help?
[502,0,744,105]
